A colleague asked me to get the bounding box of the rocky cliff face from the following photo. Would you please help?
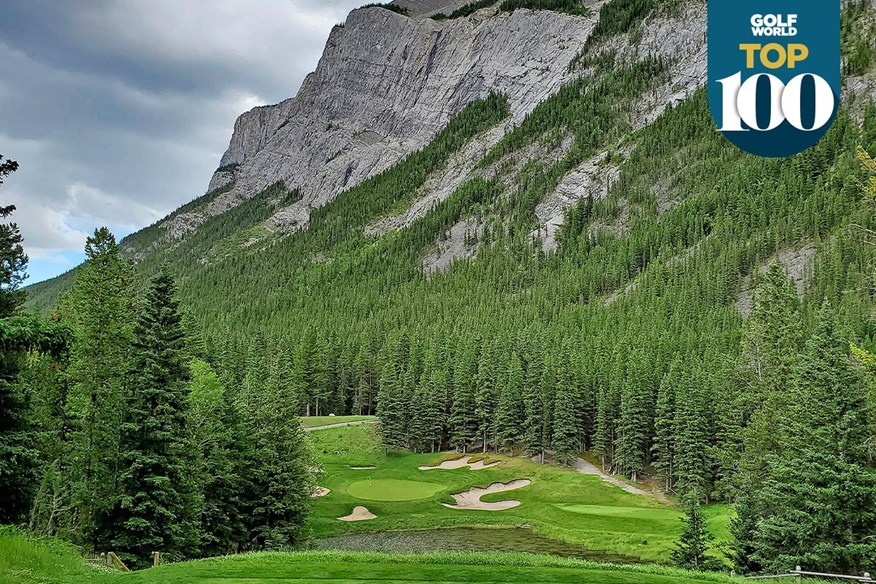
[153,0,874,263]
[162,2,599,239]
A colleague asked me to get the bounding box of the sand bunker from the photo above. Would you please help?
[419,455,502,471]
[338,506,376,521]
[442,479,532,511]
[350,466,377,470]
[311,486,331,497]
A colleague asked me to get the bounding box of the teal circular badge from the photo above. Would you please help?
[708,1,841,158]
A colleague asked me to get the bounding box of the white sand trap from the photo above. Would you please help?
[350,466,377,470]
[442,479,532,511]
[338,506,376,521]
[311,486,331,497]
[419,455,503,471]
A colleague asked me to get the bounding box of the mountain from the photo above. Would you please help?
[24,0,876,490]
[29,0,709,305]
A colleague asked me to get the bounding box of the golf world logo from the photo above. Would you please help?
[708,1,840,158]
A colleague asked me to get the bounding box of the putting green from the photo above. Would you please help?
[347,478,444,501]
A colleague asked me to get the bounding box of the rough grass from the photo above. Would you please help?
[0,527,119,584]
[306,425,731,563]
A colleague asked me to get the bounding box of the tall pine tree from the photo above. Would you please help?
[63,227,137,549]
[245,345,315,550]
[110,272,199,567]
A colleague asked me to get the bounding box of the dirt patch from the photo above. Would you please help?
[442,479,532,511]
[338,506,376,522]
[312,486,331,497]
[419,455,502,471]
[468,458,502,470]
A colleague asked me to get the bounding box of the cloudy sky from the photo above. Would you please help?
[0,0,364,284]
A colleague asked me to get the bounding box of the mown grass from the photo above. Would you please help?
[0,529,746,584]
[133,551,740,583]
[306,424,731,563]
[299,415,375,429]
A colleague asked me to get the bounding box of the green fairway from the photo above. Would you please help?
[300,415,376,429]
[307,424,731,563]
[348,478,446,501]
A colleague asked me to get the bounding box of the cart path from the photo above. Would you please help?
[304,419,377,432]
[574,457,666,502]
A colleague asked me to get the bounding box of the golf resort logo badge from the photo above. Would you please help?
[708,1,841,158]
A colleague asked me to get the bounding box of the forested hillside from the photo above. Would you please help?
[14,0,876,574]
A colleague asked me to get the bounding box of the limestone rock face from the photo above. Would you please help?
[166,4,599,239]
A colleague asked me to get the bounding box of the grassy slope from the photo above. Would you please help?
[307,424,730,563]
[300,415,376,429]
[130,552,739,584]
[0,529,117,584]
[0,530,751,584]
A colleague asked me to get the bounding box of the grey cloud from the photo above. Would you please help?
[0,0,364,282]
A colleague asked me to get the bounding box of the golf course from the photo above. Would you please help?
[1,418,741,584]
[306,420,731,564]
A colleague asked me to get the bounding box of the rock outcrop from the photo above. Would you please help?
[167,3,600,240]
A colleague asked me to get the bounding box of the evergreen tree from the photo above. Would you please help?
[23,350,72,536]
[407,381,430,453]
[495,352,524,452]
[245,346,314,550]
[421,348,449,452]
[671,492,719,571]
[731,264,803,572]
[110,272,198,567]
[449,339,478,452]
[525,352,548,460]
[188,359,246,555]
[0,197,50,523]
[376,346,406,451]
[0,171,26,315]
[750,302,876,574]
[311,333,336,415]
[552,363,580,465]
[737,263,802,468]
[291,336,315,415]
[64,227,137,549]
[615,370,648,481]
[651,361,678,490]
[352,345,375,415]
[673,367,710,495]
[593,383,612,470]
[474,341,498,453]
